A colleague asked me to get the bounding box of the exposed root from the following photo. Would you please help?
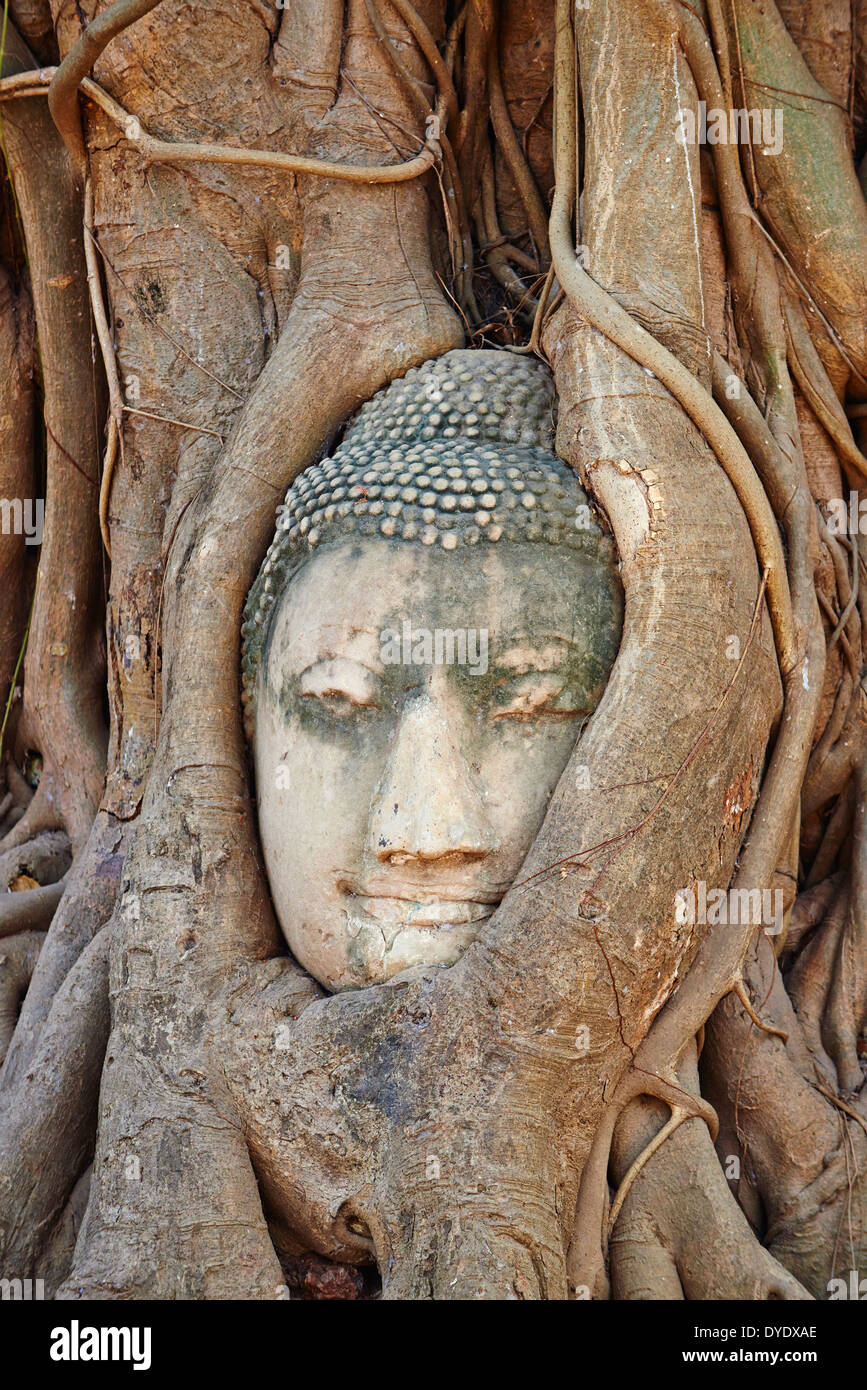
[380,0,460,131]
[0,879,65,939]
[486,36,549,258]
[2,0,865,1303]
[48,0,165,178]
[0,828,70,890]
[97,416,118,559]
[786,300,867,486]
[0,924,110,1275]
[82,178,122,559]
[1,812,125,1089]
[733,977,790,1043]
[550,0,797,678]
[506,261,556,357]
[567,1063,720,1296]
[0,930,44,1063]
[608,1106,690,1236]
[363,0,476,316]
[784,873,843,959]
[0,782,61,855]
[44,61,443,186]
[1,23,107,855]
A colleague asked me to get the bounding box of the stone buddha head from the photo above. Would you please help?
[242,351,622,992]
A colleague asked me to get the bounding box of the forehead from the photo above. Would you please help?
[265,537,619,666]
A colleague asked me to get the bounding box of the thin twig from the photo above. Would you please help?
[608,1107,690,1234]
[79,73,441,186]
[84,178,123,557]
[123,406,224,439]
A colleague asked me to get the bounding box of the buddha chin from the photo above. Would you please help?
[241,350,622,991]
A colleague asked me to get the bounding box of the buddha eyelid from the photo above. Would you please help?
[298,658,381,704]
[492,672,578,714]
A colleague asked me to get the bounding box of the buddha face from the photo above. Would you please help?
[253,535,621,990]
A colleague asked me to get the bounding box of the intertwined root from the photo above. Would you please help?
[0,0,865,1299]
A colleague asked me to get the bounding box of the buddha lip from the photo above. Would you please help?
[349,894,496,928]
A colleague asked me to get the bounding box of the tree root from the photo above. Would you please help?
[610,1098,812,1300]
[48,0,166,178]
[785,294,867,485]
[609,1043,812,1300]
[38,1165,91,1298]
[0,925,110,1276]
[787,875,849,1082]
[607,1106,691,1237]
[719,0,867,385]
[0,262,34,735]
[77,73,442,183]
[1,19,106,856]
[486,34,549,259]
[0,782,61,855]
[0,930,44,1063]
[734,977,790,1043]
[783,872,843,960]
[550,0,797,678]
[0,879,65,940]
[0,828,70,890]
[704,920,866,1297]
[43,40,443,186]
[566,1062,719,1296]
[363,0,476,316]
[82,178,123,560]
[0,811,125,1089]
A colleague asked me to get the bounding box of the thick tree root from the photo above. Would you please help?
[0,880,65,939]
[0,926,110,1277]
[1,0,864,1303]
[0,931,44,1063]
[0,811,125,1090]
[0,20,106,858]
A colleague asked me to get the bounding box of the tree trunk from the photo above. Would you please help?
[0,0,865,1301]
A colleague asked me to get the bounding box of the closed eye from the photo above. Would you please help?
[490,672,584,721]
[298,658,382,712]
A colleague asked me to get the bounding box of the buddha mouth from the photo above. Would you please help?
[347,893,497,930]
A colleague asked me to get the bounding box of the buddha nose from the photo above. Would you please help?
[368,692,499,866]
